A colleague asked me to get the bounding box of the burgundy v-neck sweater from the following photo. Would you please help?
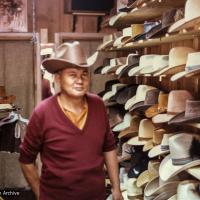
[19,93,116,200]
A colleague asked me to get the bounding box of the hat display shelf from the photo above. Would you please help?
[87,0,200,199]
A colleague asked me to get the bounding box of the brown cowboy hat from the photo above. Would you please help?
[42,41,90,74]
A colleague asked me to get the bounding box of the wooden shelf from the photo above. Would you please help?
[104,30,200,51]
[0,33,35,41]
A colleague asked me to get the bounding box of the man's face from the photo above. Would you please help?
[55,67,90,98]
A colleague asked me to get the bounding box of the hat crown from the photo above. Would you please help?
[52,42,87,65]
[161,134,173,150]
[139,119,155,139]
[152,55,169,70]
[139,54,158,67]
[167,90,193,114]
[158,93,168,109]
[153,129,165,145]
[161,8,177,28]
[135,85,155,102]
[127,54,140,65]
[122,26,132,36]
[169,47,195,68]
[186,52,200,72]
[185,0,200,21]
[144,89,160,105]
[169,133,195,164]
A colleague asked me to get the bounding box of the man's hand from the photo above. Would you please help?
[112,189,124,200]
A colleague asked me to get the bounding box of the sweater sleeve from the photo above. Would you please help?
[19,111,43,164]
[102,104,116,152]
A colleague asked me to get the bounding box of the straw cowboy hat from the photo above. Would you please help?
[153,189,178,200]
[154,47,196,76]
[116,54,139,75]
[174,180,200,200]
[168,100,200,125]
[112,113,133,132]
[148,133,174,158]
[118,115,141,139]
[152,90,193,124]
[128,55,159,76]
[144,176,180,199]
[127,178,143,198]
[168,0,200,33]
[125,85,156,110]
[145,92,168,118]
[171,52,200,81]
[159,133,200,181]
[0,86,16,105]
[127,119,155,146]
[42,42,91,74]
[143,128,165,152]
[130,89,160,113]
[136,160,160,188]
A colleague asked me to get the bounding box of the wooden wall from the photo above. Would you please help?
[28,0,115,42]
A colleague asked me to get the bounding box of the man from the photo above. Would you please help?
[19,42,123,200]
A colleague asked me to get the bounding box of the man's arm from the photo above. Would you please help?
[104,149,123,200]
[20,163,40,200]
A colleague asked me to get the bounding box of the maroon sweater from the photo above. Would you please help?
[19,93,116,200]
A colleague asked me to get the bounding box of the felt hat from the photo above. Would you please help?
[102,83,126,101]
[139,55,169,75]
[152,90,193,124]
[136,160,160,188]
[168,100,200,124]
[118,143,132,162]
[97,32,122,50]
[171,52,200,81]
[93,58,110,74]
[175,180,200,200]
[112,113,133,132]
[42,42,91,74]
[143,128,165,152]
[145,8,177,39]
[101,58,126,74]
[148,133,174,158]
[113,84,138,105]
[118,115,141,139]
[116,54,140,75]
[159,133,200,181]
[108,105,125,128]
[145,92,168,118]
[125,85,156,110]
[127,119,155,146]
[154,47,196,76]
[144,176,180,198]
[128,54,159,76]
[130,89,160,113]
[0,86,16,105]
[168,0,200,33]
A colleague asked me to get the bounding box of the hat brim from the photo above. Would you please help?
[152,113,175,124]
[113,36,132,47]
[159,154,200,181]
[97,40,114,50]
[109,12,127,26]
[42,58,90,74]
[153,65,185,76]
[128,66,143,76]
[148,144,170,158]
[118,63,139,78]
[167,194,177,200]
[168,17,200,33]
[168,112,200,125]
[125,95,136,110]
[127,136,152,146]
[146,25,170,39]
[130,101,155,113]
[186,166,200,180]
[145,105,167,118]
[154,190,177,200]
[170,71,187,81]
[140,64,168,74]
[144,176,180,197]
